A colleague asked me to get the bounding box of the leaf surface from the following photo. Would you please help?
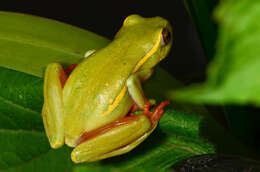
[0,11,109,77]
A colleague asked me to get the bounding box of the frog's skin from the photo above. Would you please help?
[42,14,172,163]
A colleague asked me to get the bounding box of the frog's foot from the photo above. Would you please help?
[130,98,156,113]
[142,100,170,125]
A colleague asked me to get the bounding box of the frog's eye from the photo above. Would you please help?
[161,28,171,46]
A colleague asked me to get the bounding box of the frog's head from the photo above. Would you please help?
[115,14,173,72]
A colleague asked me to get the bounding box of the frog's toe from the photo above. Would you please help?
[142,100,170,125]
[65,137,78,147]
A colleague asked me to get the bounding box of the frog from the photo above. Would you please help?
[42,14,173,163]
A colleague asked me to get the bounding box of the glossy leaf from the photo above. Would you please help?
[0,67,215,172]
[0,11,109,77]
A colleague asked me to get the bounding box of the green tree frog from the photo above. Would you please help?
[42,14,173,163]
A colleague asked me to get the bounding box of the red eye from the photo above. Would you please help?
[161,28,171,46]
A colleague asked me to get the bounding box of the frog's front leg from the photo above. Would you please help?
[127,69,154,108]
[42,63,67,148]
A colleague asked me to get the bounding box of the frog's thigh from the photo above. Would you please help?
[43,63,65,148]
[71,115,152,163]
[126,69,153,108]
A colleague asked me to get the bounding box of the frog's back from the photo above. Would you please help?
[62,40,145,144]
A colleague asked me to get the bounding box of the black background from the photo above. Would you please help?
[1,0,207,80]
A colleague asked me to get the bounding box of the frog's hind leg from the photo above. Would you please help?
[70,101,169,163]
[42,63,67,148]
[71,115,152,163]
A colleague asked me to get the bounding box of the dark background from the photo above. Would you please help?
[1,0,207,81]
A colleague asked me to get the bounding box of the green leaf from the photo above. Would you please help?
[3,147,74,172]
[0,66,216,172]
[0,67,43,131]
[0,11,109,77]
[0,130,49,170]
[172,0,260,106]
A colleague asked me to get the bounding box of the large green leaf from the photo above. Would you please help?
[0,11,109,77]
[0,11,249,171]
[0,67,215,172]
[172,0,260,106]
